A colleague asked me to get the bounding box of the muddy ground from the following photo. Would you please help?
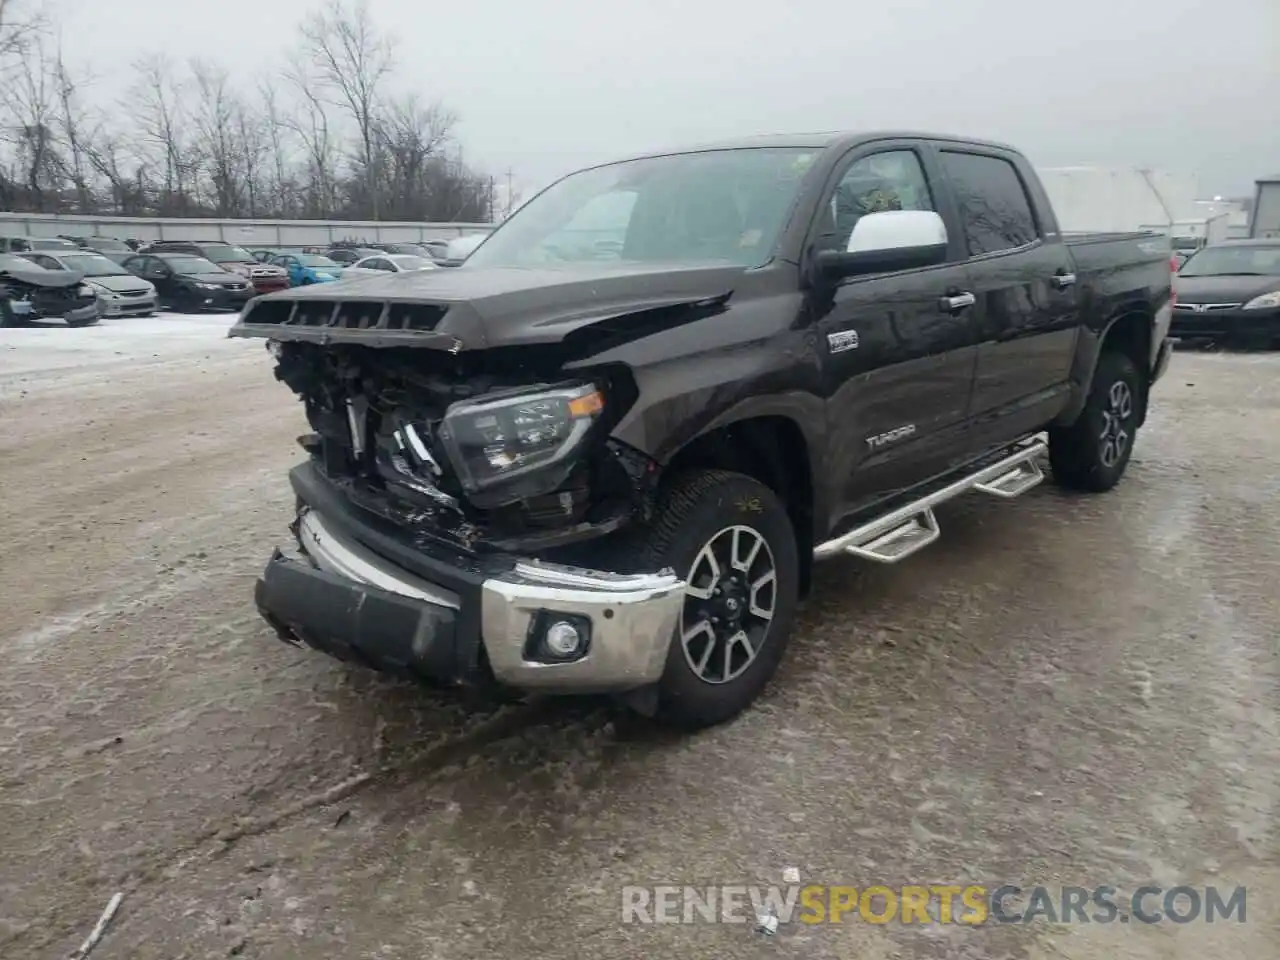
[2,317,1278,959]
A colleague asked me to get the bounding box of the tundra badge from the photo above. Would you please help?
[867,424,916,448]
[827,330,860,354]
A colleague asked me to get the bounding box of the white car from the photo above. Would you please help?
[341,254,437,279]
[21,250,158,317]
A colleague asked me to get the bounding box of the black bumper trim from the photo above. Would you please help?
[256,549,465,683]
[287,461,508,680]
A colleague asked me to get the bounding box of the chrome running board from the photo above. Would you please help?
[814,439,1047,564]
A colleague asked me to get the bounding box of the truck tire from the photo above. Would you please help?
[1049,350,1141,492]
[633,469,799,729]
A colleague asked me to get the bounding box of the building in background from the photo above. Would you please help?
[1249,175,1280,238]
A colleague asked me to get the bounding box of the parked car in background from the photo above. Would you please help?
[326,246,383,266]
[270,252,345,285]
[341,253,437,278]
[141,241,290,295]
[251,249,278,263]
[122,252,254,311]
[379,242,437,259]
[0,235,81,253]
[440,233,487,265]
[0,253,100,327]
[20,250,157,318]
[1172,239,1280,346]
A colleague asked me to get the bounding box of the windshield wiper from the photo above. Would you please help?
[1201,271,1266,276]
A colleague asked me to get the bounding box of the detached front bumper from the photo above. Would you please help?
[256,485,683,694]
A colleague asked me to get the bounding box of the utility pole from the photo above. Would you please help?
[504,168,514,219]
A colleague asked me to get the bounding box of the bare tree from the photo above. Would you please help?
[52,46,98,213]
[284,53,338,218]
[132,54,193,214]
[299,0,394,219]
[3,38,63,212]
[0,0,496,222]
[0,0,43,72]
[256,76,296,217]
[190,58,243,215]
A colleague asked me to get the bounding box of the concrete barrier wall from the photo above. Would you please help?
[0,212,495,247]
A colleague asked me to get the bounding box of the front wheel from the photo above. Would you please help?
[632,470,799,729]
[1049,350,1141,492]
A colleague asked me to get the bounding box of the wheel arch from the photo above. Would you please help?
[661,408,819,597]
[1056,303,1155,428]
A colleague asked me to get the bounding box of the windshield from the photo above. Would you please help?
[30,238,79,250]
[203,246,254,263]
[165,256,223,274]
[467,147,815,269]
[300,255,340,268]
[389,255,429,270]
[1178,245,1280,277]
[60,253,126,277]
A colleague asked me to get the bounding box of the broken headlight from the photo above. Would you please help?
[437,383,604,495]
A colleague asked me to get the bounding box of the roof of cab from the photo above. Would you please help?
[611,130,1023,163]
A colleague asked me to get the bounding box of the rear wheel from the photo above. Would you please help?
[631,470,799,729]
[1049,350,1141,492]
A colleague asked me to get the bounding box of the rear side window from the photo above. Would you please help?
[939,152,1038,256]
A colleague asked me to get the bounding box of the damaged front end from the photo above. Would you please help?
[271,339,657,555]
[232,285,697,697]
[1,259,100,325]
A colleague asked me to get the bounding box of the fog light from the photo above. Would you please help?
[544,621,583,658]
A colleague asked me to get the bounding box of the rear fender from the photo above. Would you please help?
[1054,304,1157,427]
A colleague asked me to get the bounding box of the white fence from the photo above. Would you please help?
[0,211,495,248]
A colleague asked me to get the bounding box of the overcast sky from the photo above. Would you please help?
[47,0,1278,198]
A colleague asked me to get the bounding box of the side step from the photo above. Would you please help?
[814,439,1047,564]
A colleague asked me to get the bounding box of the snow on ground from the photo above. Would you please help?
[0,310,257,395]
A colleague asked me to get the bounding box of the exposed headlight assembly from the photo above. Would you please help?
[1243,291,1280,310]
[438,383,605,501]
[76,283,95,297]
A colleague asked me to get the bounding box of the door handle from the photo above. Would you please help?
[938,292,976,313]
[1051,272,1077,290]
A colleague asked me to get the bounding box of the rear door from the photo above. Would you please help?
[810,141,980,519]
[936,149,1081,446]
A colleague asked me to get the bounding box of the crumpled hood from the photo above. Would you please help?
[1174,274,1280,304]
[0,263,85,288]
[87,274,155,293]
[231,262,745,350]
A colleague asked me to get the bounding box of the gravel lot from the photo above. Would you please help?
[2,317,1278,959]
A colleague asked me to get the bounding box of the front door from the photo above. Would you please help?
[810,143,980,523]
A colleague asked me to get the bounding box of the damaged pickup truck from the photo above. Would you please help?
[233,131,1173,728]
[1,254,100,327]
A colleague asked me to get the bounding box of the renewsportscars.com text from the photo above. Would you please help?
[622,884,1247,925]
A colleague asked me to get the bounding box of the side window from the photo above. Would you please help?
[29,254,60,269]
[367,258,391,271]
[938,152,1038,256]
[825,149,934,251]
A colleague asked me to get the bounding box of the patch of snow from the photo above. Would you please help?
[1,310,255,385]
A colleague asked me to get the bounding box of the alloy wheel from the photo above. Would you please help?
[680,525,777,684]
[1099,379,1134,468]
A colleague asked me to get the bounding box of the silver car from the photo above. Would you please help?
[22,250,158,317]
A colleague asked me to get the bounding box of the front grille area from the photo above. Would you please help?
[119,288,150,297]
[1173,302,1242,312]
[244,299,447,332]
